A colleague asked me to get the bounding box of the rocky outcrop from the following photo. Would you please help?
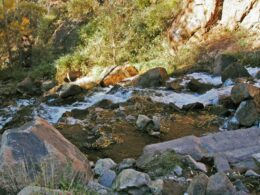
[0,118,93,191]
[169,0,260,51]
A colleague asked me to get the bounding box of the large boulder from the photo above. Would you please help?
[137,127,260,171]
[18,186,72,195]
[221,63,251,82]
[16,77,42,96]
[206,173,235,195]
[0,118,93,192]
[133,67,169,88]
[234,100,258,127]
[100,65,138,87]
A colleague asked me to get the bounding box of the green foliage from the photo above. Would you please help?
[66,0,98,20]
[55,0,181,81]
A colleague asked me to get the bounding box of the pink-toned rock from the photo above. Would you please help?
[0,118,93,191]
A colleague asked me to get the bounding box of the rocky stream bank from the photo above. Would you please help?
[0,53,260,194]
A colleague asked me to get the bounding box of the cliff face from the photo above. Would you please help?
[169,0,260,52]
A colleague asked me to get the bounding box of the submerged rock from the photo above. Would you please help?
[0,118,93,191]
[133,67,169,88]
[187,79,215,94]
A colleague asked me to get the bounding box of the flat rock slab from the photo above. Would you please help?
[137,128,260,170]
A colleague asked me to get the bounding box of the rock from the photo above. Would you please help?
[0,118,93,191]
[133,67,169,88]
[173,165,183,176]
[136,150,183,179]
[59,83,82,98]
[42,80,56,92]
[136,115,160,135]
[100,65,138,87]
[137,127,260,171]
[222,117,240,131]
[168,0,220,50]
[214,54,237,75]
[117,158,136,172]
[182,102,204,111]
[166,79,184,92]
[98,169,116,188]
[252,153,260,167]
[136,115,152,130]
[221,63,251,82]
[113,169,151,192]
[245,170,260,177]
[94,158,117,176]
[183,155,207,173]
[18,186,72,195]
[221,0,257,30]
[149,179,164,195]
[206,172,235,195]
[233,180,249,193]
[16,77,42,96]
[87,181,111,195]
[187,79,214,94]
[162,180,187,195]
[256,71,260,79]
[231,83,260,104]
[214,154,231,173]
[187,173,209,195]
[234,100,258,127]
[125,115,136,123]
[241,1,260,31]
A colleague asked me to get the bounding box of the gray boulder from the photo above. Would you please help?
[117,158,136,172]
[231,83,259,104]
[94,158,117,176]
[206,173,235,195]
[113,169,151,192]
[234,100,258,127]
[98,169,116,188]
[187,173,209,195]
